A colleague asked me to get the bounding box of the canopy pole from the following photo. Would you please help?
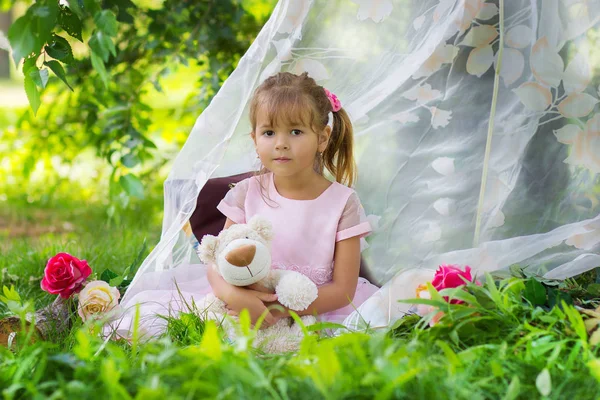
[473,0,505,248]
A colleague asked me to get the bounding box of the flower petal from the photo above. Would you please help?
[513,82,552,112]
[413,15,426,30]
[291,59,330,81]
[430,107,452,129]
[460,25,498,47]
[505,25,533,49]
[402,83,442,104]
[433,198,455,216]
[467,45,494,77]
[566,227,600,250]
[391,111,420,124]
[563,52,591,94]
[352,0,393,23]
[557,93,599,118]
[495,48,524,86]
[530,37,564,87]
[477,3,498,20]
[432,157,455,176]
[412,43,458,79]
[554,124,582,145]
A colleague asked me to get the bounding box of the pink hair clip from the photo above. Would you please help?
[324,88,342,112]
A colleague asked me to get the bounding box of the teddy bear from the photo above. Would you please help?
[196,215,318,353]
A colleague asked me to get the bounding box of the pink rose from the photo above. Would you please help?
[40,253,92,299]
[431,264,474,304]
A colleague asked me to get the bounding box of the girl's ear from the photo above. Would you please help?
[318,125,332,153]
[198,235,219,265]
[248,215,274,241]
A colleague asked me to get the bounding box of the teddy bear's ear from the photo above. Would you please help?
[198,234,219,264]
[248,215,273,241]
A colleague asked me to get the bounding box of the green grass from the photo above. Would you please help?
[1,189,600,399]
[0,190,162,317]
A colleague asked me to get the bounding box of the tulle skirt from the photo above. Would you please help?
[105,263,380,340]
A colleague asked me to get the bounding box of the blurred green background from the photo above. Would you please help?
[0,0,276,301]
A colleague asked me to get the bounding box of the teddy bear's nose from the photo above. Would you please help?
[225,244,256,267]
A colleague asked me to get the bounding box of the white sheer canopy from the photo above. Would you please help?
[122,0,600,331]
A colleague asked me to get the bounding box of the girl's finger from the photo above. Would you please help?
[247,283,272,293]
[253,291,278,302]
[227,310,239,316]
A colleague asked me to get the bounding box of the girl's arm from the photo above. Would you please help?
[270,236,361,317]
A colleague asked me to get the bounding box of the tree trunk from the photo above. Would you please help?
[0,297,72,348]
[0,11,11,78]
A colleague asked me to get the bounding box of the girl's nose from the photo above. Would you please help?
[275,138,289,150]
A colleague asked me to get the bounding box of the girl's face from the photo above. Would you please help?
[252,106,331,179]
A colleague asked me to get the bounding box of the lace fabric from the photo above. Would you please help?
[272,262,333,286]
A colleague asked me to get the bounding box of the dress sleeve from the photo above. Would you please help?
[336,192,373,242]
[216,178,250,224]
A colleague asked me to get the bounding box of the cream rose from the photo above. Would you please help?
[77,280,120,322]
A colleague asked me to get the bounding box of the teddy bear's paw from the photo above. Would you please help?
[256,333,302,354]
[276,272,318,311]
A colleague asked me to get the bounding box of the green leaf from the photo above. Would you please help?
[65,0,85,18]
[0,285,21,304]
[100,269,119,283]
[24,74,41,116]
[49,353,86,369]
[524,278,546,307]
[109,266,130,288]
[22,57,37,75]
[535,368,552,397]
[27,67,49,89]
[548,288,573,309]
[502,376,520,400]
[88,31,115,62]
[588,283,600,296]
[83,0,101,15]
[509,265,525,278]
[90,51,109,88]
[121,153,140,168]
[8,14,41,65]
[44,60,73,91]
[587,359,600,382]
[119,173,145,199]
[32,3,59,38]
[199,321,222,360]
[94,10,118,37]
[59,7,83,41]
[45,35,74,63]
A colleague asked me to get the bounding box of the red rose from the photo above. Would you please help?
[40,253,92,299]
[431,264,474,304]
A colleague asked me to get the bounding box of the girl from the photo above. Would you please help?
[208,71,379,327]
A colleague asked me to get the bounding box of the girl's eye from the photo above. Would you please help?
[291,129,303,136]
[263,130,274,137]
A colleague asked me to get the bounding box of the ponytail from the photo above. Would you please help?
[323,108,356,187]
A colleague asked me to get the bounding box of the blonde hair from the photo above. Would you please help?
[249,72,356,187]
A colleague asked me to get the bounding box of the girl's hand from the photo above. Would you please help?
[246,282,274,294]
[223,286,279,327]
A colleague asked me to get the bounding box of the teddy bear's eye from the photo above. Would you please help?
[245,236,249,239]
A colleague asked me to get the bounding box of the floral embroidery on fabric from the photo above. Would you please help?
[272,262,333,285]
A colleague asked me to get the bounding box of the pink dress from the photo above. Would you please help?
[216,172,379,324]
[108,173,379,339]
